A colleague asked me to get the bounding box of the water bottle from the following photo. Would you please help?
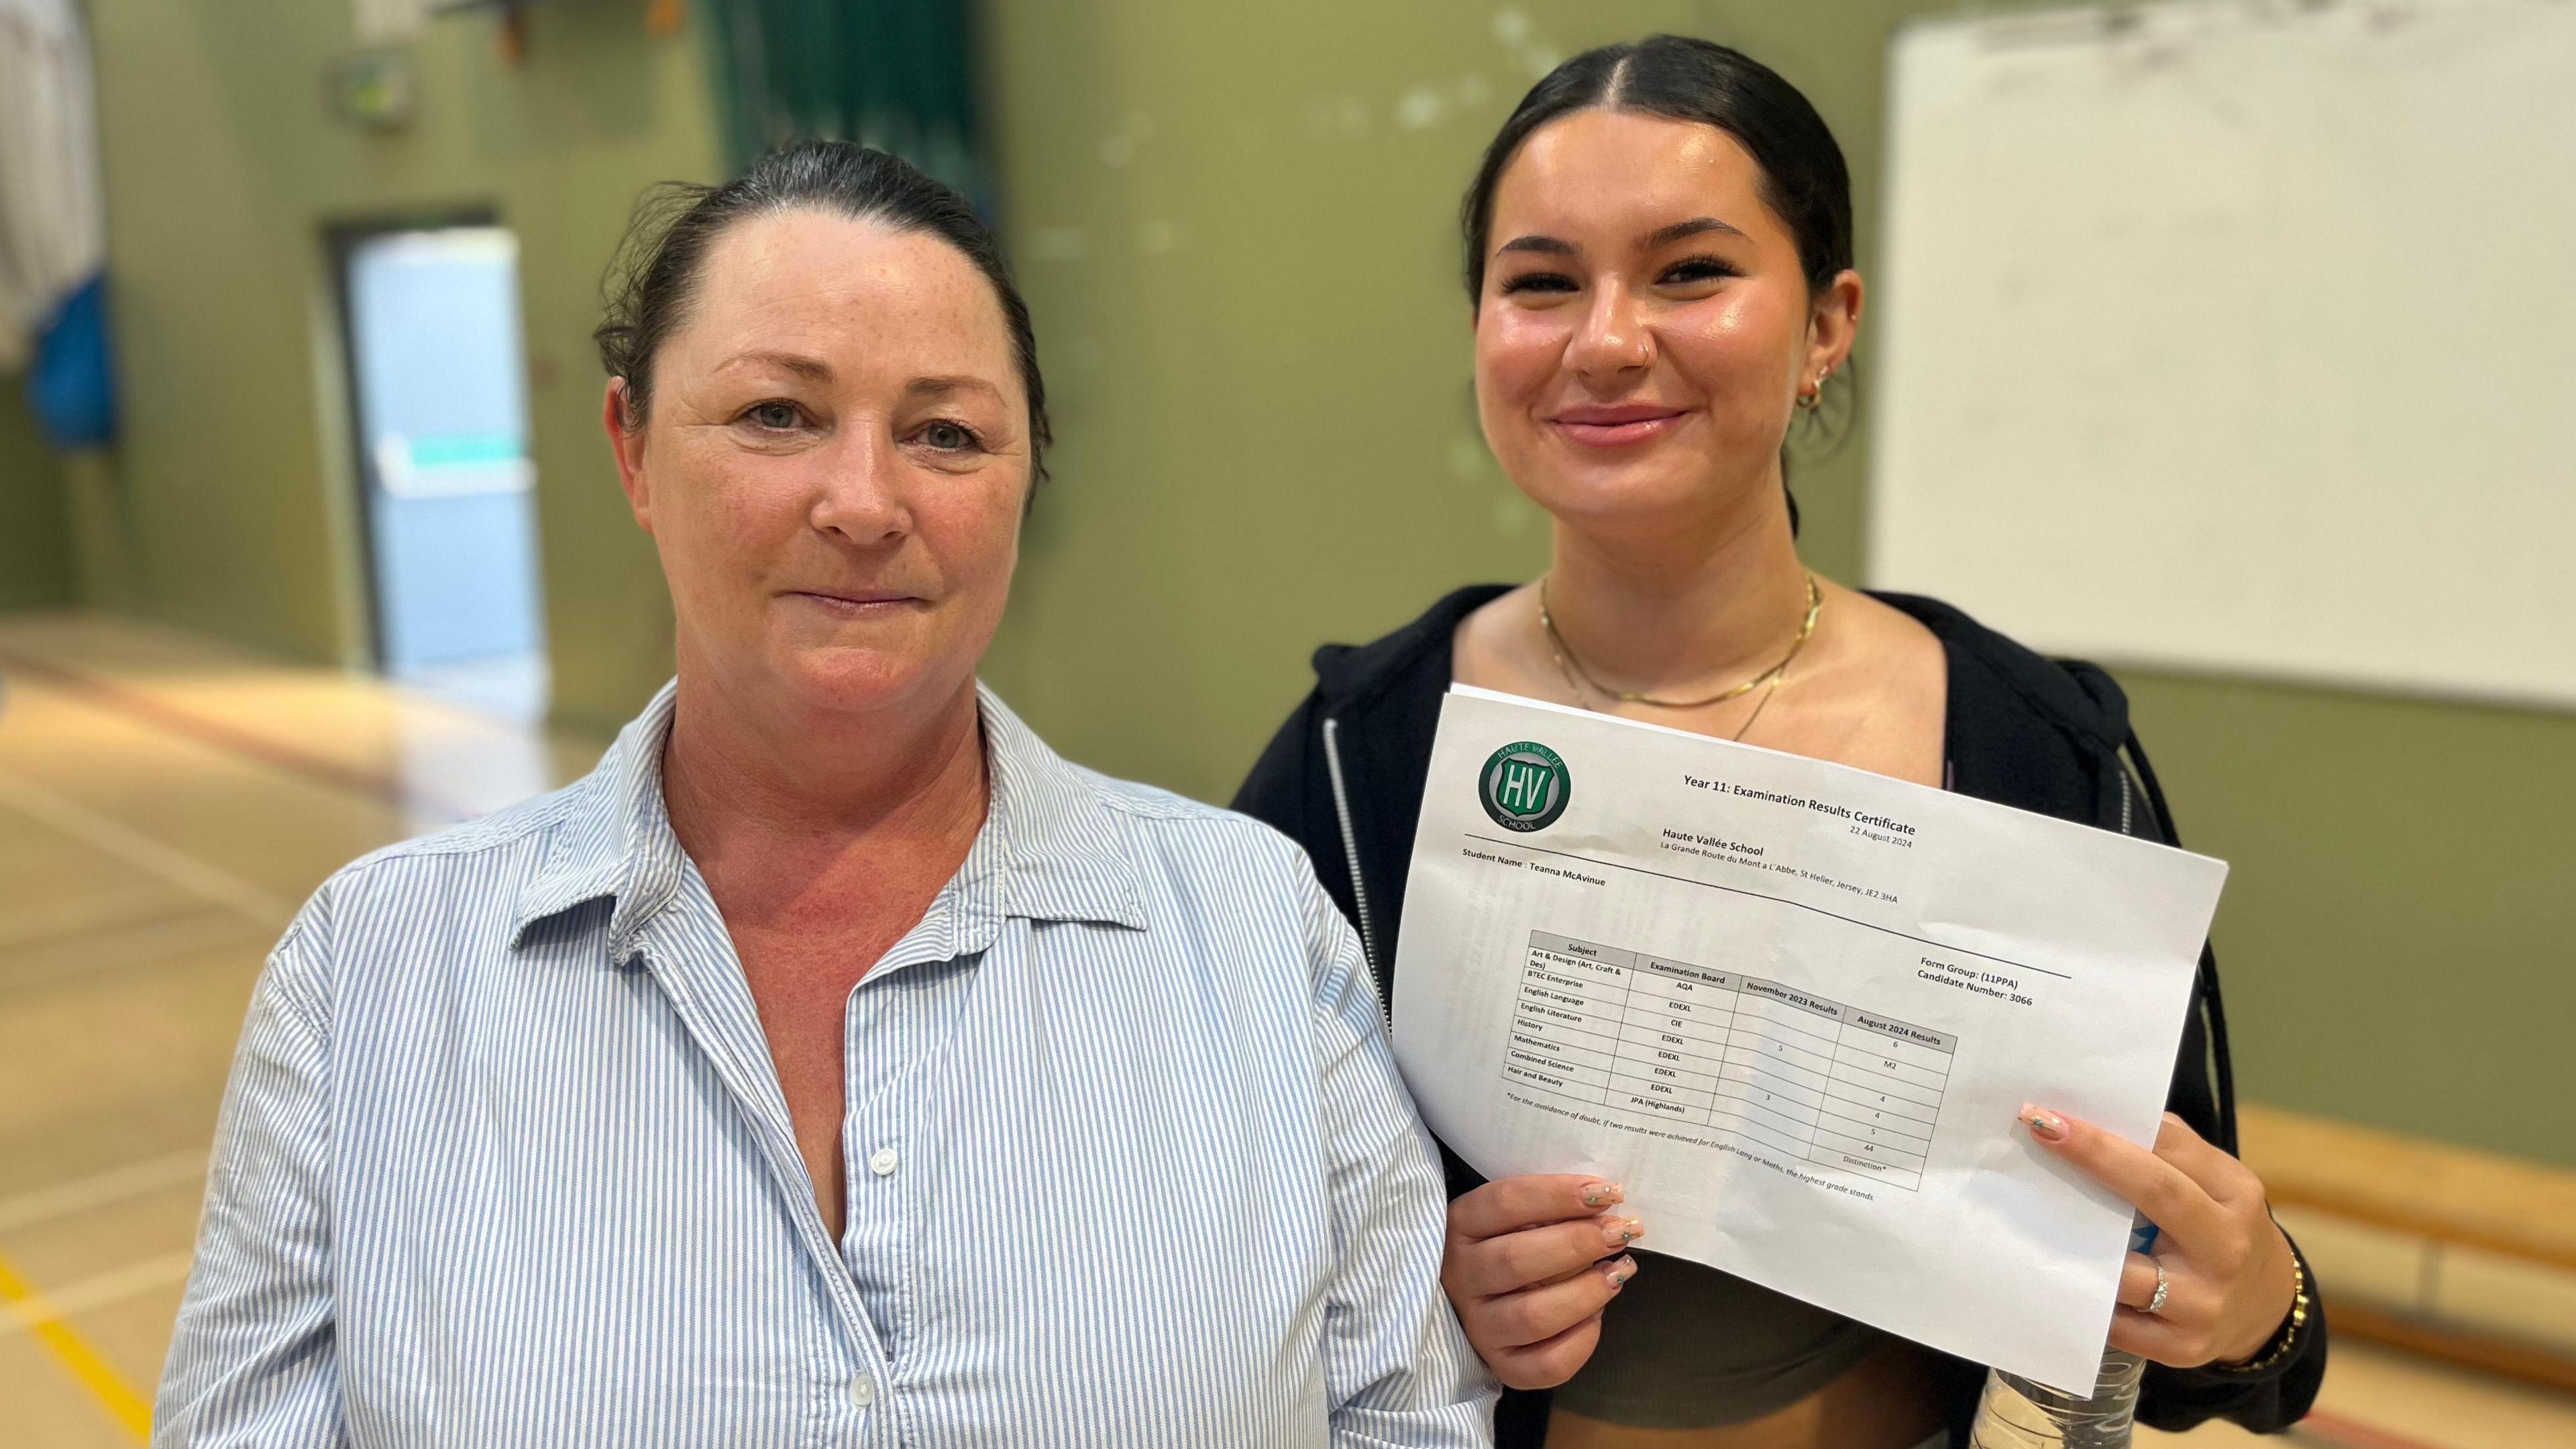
[1968,1346,2145,1447]
[1967,1218,2156,1448]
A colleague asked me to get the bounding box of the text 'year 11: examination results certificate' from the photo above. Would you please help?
[1389,686,2228,1391]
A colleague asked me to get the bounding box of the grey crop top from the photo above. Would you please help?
[1549,1251,1888,1428]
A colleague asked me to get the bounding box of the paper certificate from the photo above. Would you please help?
[1390,686,2227,1390]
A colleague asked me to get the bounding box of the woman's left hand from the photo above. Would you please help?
[2021,1104,2299,1367]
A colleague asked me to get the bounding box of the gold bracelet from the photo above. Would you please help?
[2213,1252,2311,1376]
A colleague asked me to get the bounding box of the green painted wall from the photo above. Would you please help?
[976,0,2576,1167]
[0,397,73,608]
[76,0,712,733]
[2123,674,2576,1162]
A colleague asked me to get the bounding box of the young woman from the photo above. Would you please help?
[1237,36,2323,1449]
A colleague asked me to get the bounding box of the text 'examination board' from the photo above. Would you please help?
[1869,0,2576,710]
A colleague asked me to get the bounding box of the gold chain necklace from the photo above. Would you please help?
[1540,572,1823,739]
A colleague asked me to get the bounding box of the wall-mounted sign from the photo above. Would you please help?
[329,49,415,131]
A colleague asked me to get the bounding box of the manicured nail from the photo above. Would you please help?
[1600,1216,1644,1249]
[1580,1181,1625,1208]
[1604,1255,1638,1291]
[2019,1104,2068,1140]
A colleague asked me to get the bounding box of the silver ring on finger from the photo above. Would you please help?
[2145,1258,2171,1316]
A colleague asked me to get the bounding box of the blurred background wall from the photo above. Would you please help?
[51,0,711,727]
[0,393,72,608]
[3,0,2568,1173]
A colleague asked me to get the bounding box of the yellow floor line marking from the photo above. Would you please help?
[0,1247,152,1440]
[0,1251,195,1343]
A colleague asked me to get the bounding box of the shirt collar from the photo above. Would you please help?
[511,679,1148,954]
[967,683,1151,932]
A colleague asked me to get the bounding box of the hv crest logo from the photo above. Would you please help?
[1479,741,1570,833]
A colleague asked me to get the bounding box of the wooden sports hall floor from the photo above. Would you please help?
[1,612,2569,1448]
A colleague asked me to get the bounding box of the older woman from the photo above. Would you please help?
[1237,36,2322,1449]
[155,142,1493,1448]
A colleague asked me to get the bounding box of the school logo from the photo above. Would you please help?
[1479,741,1571,833]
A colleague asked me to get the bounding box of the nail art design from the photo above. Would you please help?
[1601,1216,1642,1248]
[2018,1104,2068,1140]
[1580,1181,1625,1208]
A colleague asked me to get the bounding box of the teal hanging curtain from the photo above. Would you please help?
[700,0,987,208]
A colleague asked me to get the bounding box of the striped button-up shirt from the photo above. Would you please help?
[155,682,1495,1448]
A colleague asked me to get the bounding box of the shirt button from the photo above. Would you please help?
[868,1146,898,1177]
[847,1374,875,1408]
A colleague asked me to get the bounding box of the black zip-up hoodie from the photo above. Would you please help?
[1234,584,2324,1446]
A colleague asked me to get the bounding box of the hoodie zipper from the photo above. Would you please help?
[1320,716,1387,1021]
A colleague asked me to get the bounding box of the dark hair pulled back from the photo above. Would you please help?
[1461,35,1854,305]
[1460,36,1856,533]
[595,140,1051,485]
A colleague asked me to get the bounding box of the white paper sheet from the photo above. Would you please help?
[1391,686,2228,1391]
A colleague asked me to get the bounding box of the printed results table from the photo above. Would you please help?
[1504,931,1957,1189]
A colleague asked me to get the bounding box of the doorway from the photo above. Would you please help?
[335,222,548,720]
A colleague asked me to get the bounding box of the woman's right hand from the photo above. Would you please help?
[1441,1174,1644,1389]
